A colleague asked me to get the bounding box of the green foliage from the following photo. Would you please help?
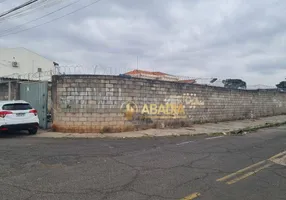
[276,81,286,90]
[222,79,247,89]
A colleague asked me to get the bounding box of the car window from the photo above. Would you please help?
[2,103,32,110]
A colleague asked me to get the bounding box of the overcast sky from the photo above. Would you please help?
[0,0,286,86]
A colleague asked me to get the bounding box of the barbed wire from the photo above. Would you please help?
[0,70,54,82]
[0,65,278,90]
[56,65,133,76]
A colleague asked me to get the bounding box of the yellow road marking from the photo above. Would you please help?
[216,160,266,182]
[217,150,285,185]
[226,163,273,185]
[268,151,286,161]
[181,192,201,200]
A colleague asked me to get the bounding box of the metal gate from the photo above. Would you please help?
[20,82,48,129]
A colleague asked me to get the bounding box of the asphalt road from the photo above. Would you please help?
[0,126,285,200]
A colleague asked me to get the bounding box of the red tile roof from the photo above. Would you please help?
[125,69,168,76]
[124,69,196,83]
[179,79,196,84]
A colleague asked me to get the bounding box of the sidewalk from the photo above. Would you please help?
[34,115,286,139]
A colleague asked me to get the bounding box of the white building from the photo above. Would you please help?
[0,47,58,81]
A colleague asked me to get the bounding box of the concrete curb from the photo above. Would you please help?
[35,120,286,139]
[207,121,286,137]
[146,121,286,139]
[143,121,286,138]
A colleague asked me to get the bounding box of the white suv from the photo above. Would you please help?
[0,100,39,135]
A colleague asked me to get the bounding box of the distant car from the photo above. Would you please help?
[0,100,39,135]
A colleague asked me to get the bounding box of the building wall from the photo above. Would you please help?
[0,48,54,80]
[52,75,286,133]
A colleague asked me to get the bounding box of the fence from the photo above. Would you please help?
[0,65,278,90]
[56,65,133,76]
[52,75,286,133]
[0,70,54,82]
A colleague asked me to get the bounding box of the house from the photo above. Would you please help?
[125,69,196,83]
[0,47,58,81]
[125,69,178,81]
[179,79,197,84]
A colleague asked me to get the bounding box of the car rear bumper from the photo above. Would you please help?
[0,123,39,131]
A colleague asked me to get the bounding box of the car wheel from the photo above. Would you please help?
[28,128,38,135]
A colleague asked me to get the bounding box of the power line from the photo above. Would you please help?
[0,0,61,22]
[0,0,104,38]
[0,0,75,23]
[0,0,81,35]
[0,0,40,19]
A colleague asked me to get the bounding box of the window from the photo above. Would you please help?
[2,103,32,110]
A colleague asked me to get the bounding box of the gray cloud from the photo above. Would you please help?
[0,0,286,86]
[247,58,286,74]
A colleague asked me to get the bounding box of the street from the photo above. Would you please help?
[0,126,285,200]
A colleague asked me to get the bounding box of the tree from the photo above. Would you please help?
[276,81,286,91]
[222,79,247,89]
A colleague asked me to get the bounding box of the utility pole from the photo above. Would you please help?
[137,56,139,70]
[8,81,11,100]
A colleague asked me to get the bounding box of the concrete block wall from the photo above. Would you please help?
[52,75,286,133]
[48,83,52,113]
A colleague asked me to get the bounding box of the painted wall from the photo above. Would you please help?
[0,48,55,80]
[52,75,286,133]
